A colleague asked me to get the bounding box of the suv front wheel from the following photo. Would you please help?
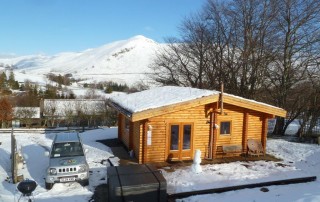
[79,179,89,187]
[45,182,54,190]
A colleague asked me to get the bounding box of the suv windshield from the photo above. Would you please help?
[51,142,84,158]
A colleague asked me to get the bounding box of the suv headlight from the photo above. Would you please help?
[49,168,57,175]
[78,165,88,173]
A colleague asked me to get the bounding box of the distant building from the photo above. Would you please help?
[13,107,41,127]
[41,99,107,127]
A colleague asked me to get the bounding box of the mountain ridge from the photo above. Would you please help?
[0,35,162,86]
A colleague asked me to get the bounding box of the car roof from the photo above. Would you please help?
[54,132,80,143]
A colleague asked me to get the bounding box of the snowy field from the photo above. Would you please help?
[0,128,320,202]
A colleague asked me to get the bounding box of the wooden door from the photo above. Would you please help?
[168,123,193,161]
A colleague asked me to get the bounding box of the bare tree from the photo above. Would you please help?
[14,107,38,128]
[63,101,75,129]
[84,88,102,99]
[265,0,320,135]
[150,12,212,89]
[75,101,86,130]
[219,0,278,98]
[43,100,57,127]
[150,0,278,98]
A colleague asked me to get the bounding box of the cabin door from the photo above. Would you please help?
[168,123,193,161]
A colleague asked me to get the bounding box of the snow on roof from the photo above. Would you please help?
[109,86,285,116]
[109,86,219,113]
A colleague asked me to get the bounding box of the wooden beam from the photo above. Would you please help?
[168,176,317,200]
[212,112,218,159]
[242,111,249,154]
[261,115,268,154]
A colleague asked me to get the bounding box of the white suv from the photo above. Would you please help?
[45,132,89,189]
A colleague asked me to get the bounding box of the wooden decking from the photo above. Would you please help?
[151,154,281,172]
[98,138,281,169]
[97,138,138,166]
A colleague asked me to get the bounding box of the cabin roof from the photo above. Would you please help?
[109,86,286,121]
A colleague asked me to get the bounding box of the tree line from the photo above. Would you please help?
[150,0,320,136]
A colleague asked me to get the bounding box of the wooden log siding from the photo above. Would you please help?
[144,119,169,163]
[247,111,264,140]
[119,115,130,149]
[132,121,141,160]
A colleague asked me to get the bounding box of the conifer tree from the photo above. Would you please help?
[0,72,7,89]
[8,70,15,88]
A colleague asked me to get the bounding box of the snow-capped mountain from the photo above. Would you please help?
[0,35,162,86]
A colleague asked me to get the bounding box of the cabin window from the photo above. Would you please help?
[220,121,231,135]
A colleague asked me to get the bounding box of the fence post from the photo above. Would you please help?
[11,128,18,183]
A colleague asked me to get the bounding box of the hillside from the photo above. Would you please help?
[0,35,162,86]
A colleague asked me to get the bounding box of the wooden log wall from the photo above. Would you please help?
[144,104,211,163]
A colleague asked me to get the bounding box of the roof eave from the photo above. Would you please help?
[223,95,287,117]
[108,101,133,120]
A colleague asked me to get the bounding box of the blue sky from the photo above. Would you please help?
[0,0,206,55]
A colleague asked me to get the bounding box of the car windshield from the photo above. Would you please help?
[51,142,84,158]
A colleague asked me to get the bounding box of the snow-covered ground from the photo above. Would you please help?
[0,128,118,202]
[0,128,320,202]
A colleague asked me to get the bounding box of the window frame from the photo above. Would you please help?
[168,122,194,151]
[219,120,232,136]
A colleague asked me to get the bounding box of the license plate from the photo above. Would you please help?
[60,177,76,182]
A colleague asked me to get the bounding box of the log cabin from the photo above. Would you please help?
[108,86,286,163]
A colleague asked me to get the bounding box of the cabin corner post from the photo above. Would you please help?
[242,111,249,154]
[261,115,268,154]
[129,121,134,150]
